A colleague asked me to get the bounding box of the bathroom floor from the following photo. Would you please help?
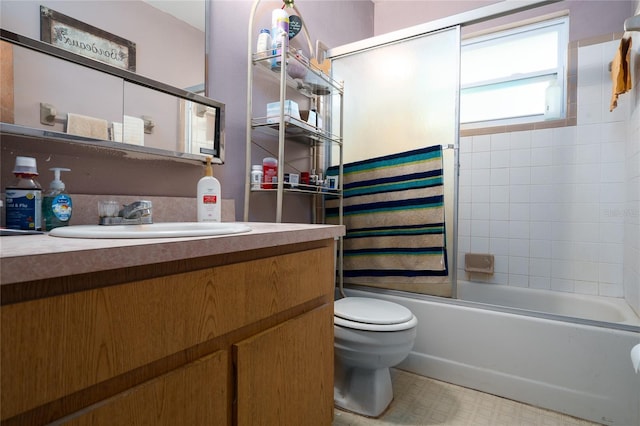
[332,369,602,426]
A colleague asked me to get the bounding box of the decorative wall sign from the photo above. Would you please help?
[289,15,302,40]
[40,6,136,72]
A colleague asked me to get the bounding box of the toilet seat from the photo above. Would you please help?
[334,297,417,332]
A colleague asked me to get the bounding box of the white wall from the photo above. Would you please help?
[623,1,640,315]
[459,37,636,303]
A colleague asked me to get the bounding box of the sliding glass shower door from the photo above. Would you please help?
[330,26,460,297]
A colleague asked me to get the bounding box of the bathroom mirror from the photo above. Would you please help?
[0,31,224,163]
[0,0,205,88]
[0,1,223,162]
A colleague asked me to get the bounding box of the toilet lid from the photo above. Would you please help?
[334,297,414,325]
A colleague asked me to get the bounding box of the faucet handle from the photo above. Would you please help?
[120,200,153,219]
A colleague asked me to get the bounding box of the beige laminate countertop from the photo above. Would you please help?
[0,222,345,286]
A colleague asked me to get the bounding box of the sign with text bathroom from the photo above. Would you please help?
[40,6,136,72]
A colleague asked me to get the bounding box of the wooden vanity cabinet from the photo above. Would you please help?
[1,240,335,425]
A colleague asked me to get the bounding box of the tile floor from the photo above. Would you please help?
[333,369,602,426]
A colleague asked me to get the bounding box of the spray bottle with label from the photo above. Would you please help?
[42,168,73,231]
[5,156,42,230]
[197,157,221,222]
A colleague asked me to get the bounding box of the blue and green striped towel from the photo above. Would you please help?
[326,145,450,296]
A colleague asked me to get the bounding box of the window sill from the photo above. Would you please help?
[459,116,576,137]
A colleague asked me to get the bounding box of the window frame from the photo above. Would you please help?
[460,15,569,128]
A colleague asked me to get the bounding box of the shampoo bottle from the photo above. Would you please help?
[5,156,42,230]
[42,167,72,231]
[197,157,221,222]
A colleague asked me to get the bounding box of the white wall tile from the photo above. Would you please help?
[510,148,531,167]
[509,203,530,221]
[509,256,529,275]
[490,220,509,239]
[472,151,491,169]
[531,128,553,148]
[471,169,491,186]
[510,167,531,185]
[529,276,551,290]
[460,136,473,153]
[470,237,490,252]
[530,238,551,258]
[508,274,529,287]
[509,238,530,257]
[530,166,554,184]
[491,150,510,168]
[490,186,509,203]
[491,132,510,151]
[509,130,531,148]
[551,278,575,292]
[509,221,529,239]
[471,185,490,203]
[490,168,510,185]
[574,280,598,295]
[599,262,623,284]
[472,134,491,152]
[471,219,490,237]
[576,123,602,145]
[510,186,531,204]
[489,237,509,256]
[530,258,551,277]
[529,222,553,241]
[531,147,553,166]
[471,202,491,220]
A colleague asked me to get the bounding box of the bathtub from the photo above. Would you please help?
[457,280,640,326]
[343,285,640,426]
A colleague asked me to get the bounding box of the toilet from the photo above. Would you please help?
[333,297,418,417]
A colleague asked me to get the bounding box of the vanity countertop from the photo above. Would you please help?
[0,222,345,286]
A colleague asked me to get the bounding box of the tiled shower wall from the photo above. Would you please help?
[458,37,639,311]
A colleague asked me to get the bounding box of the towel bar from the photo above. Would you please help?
[39,102,154,134]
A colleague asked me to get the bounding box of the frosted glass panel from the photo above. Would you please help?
[332,27,459,163]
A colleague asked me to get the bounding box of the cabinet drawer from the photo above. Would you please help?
[65,350,229,426]
[1,244,334,420]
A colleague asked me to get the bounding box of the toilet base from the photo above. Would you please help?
[334,363,393,418]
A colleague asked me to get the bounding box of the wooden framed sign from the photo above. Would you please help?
[40,6,136,72]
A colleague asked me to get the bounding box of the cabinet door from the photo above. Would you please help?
[234,304,333,426]
[66,350,230,426]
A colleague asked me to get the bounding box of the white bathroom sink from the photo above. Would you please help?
[48,222,252,239]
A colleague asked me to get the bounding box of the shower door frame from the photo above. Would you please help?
[327,0,562,300]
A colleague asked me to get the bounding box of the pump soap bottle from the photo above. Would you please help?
[197,157,221,222]
[43,168,72,231]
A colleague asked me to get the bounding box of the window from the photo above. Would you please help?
[460,16,569,126]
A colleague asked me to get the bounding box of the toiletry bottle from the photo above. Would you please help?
[42,168,72,231]
[262,157,278,189]
[270,8,289,70]
[257,28,272,59]
[251,165,263,190]
[5,156,42,230]
[197,157,221,222]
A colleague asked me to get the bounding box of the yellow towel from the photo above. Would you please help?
[609,37,632,112]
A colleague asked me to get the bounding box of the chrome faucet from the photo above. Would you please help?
[120,200,152,220]
[99,200,153,225]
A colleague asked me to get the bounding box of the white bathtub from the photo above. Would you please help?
[457,280,640,325]
[343,286,640,426]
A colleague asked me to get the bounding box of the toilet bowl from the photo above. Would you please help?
[333,297,417,417]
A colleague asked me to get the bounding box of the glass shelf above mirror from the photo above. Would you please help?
[0,30,225,164]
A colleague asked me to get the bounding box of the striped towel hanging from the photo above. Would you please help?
[326,145,451,296]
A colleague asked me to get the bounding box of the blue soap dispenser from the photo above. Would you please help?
[43,167,72,230]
